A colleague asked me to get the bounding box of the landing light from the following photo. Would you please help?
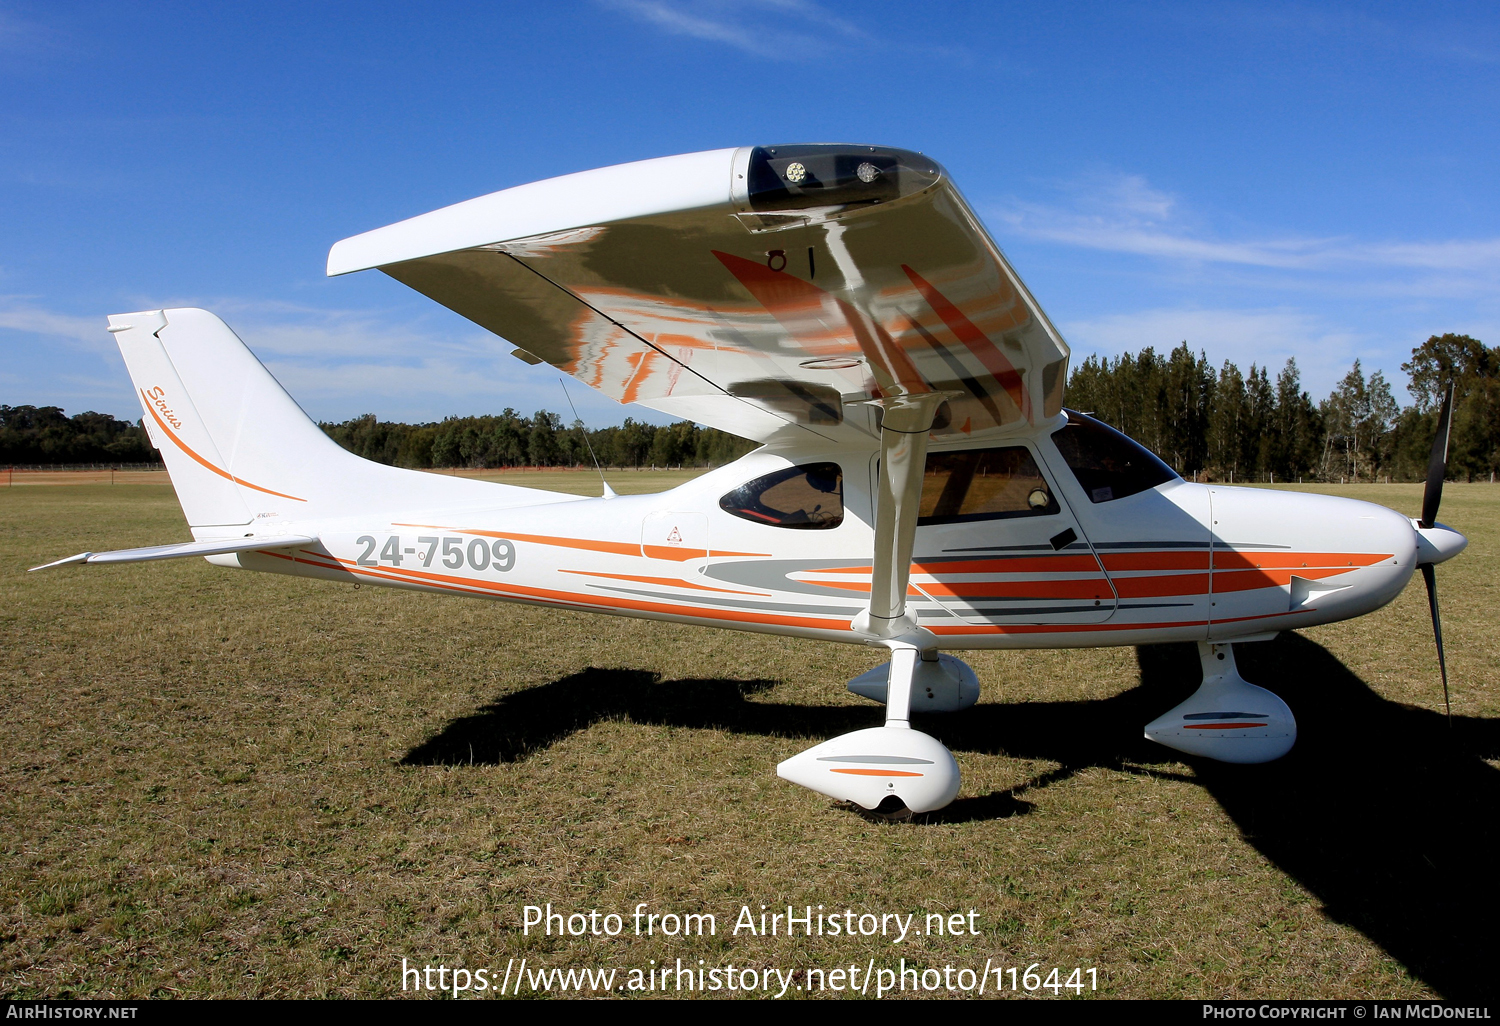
[785,162,807,184]
[856,162,881,183]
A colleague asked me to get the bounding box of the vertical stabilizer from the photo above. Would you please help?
[111,310,259,526]
[109,307,583,529]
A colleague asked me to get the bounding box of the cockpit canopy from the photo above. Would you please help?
[1051,410,1179,502]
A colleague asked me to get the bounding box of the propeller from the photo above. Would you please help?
[1417,381,1455,724]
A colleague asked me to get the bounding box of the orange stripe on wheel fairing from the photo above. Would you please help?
[830,768,924,777]
[141,390,306,502]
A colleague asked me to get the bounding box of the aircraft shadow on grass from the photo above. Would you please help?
[405,633,1499,1001]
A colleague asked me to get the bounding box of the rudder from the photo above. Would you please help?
[112,309,269,526]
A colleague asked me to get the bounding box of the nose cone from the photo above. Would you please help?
[1414,520,1468,565]
[1212,487,1418,564]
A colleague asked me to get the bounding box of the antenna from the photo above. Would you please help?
[559,377,615,499]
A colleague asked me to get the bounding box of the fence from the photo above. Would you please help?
[4,464,168,486]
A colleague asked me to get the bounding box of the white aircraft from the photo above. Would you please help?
[34,145,1468,818]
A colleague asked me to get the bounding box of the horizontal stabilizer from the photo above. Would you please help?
[29,535,318,572]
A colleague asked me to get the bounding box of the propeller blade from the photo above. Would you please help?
[1420,563,1451,725]
[1420,381,1455,529]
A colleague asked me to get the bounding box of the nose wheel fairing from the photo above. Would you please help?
[1144,642,1296,763]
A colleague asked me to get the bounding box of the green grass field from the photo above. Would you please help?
[1,475,1495,999]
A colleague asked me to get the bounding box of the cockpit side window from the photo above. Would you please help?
[1050,410,1179,503]
[720,462,843,529]
[918,446,1059,525]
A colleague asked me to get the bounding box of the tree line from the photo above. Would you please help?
[1064,333,1499,482]
[318,410,757,470]
[6,332,1494,481]
[0,405,155,465]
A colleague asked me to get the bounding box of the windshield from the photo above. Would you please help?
[1050,410,1178,503]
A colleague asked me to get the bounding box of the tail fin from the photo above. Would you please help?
[110,308,576,528]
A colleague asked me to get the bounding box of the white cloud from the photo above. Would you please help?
[989,173,1500,289]
[0,300,114,350]
[0,6,42,50]
[0,296,665,426]
[599,0,867,60]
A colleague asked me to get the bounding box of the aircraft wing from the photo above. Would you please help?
[328,145,1069,445]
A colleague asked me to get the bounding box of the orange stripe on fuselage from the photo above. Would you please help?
[811,555,1104,576]
[1212,551,1390,571]
[324,556,844,632]
[811,579,925,597]
[918,578,1112,600]
[1111,573,1211,599]
[560,569,767,596]
[642,545,708,562]
[395,524,769,562]
[925,609,1299,637]
[393,524,639,557]
[1101,551,1211,572]
[1212,566,1366,594]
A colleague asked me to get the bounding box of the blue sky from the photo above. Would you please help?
[3,1,1497,426]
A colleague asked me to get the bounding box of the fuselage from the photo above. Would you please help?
[210,414,1422,652]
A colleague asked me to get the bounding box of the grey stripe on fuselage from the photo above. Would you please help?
[584,583,863,616]
[705,558,871,597]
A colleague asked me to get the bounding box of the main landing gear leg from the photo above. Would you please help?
[1143,641,1296,763]
[777,390,965,816]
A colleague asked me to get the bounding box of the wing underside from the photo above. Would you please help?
[329,145,1069,444]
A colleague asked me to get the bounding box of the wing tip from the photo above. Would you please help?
[29,552,92,572]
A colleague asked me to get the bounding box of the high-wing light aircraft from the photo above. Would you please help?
[34,145,1469,817]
